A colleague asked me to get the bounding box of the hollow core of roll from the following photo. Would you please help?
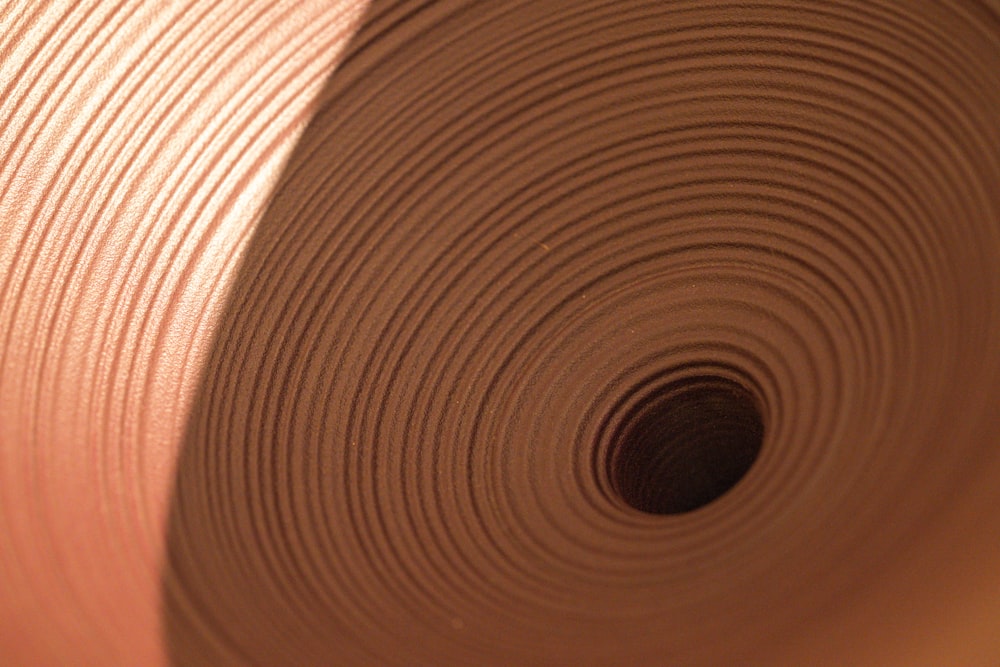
[610,375,764,515]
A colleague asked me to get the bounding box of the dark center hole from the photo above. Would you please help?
[610,375,764,515]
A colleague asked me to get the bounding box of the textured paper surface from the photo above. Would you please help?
[3,1,1000,665]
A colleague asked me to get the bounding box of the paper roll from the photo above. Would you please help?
[3,1,1000,665]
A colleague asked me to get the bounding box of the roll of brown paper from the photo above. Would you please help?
[3,1,1000,665]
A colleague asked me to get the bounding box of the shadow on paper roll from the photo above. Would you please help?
[162,1,1000,664]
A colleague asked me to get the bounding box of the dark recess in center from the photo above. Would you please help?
[609,375,764,515]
